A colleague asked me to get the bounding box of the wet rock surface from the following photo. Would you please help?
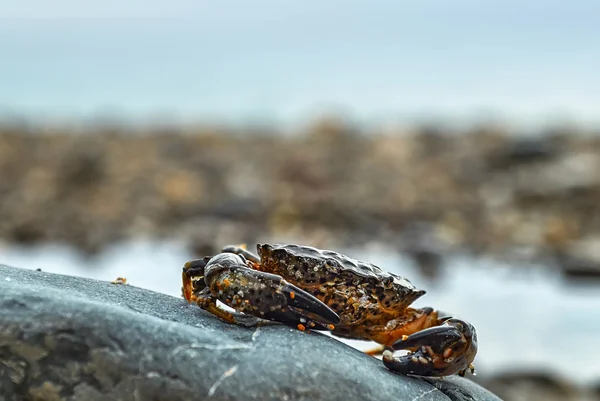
[0,264,500,401]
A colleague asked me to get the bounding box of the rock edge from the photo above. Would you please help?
[0,264,500,401]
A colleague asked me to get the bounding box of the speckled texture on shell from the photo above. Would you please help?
[208,267,287,316]
[256,244,426,328]
[258,244,422,292]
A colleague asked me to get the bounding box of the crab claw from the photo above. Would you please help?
[279,282,341,325]
[203,253,340,329]
[382,318,477,377]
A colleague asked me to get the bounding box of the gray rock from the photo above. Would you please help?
[0,264,500,401]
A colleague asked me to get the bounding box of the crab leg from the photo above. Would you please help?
[221,244,261,264]
[182,256,213,302]
[187,253,340,330]
[382,317,477,377]
[363,345,387,356]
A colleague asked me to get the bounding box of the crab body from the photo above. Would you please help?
[182,243,477,377]
[251,244,435,344]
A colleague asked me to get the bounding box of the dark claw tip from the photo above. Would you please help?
[283,283,340,325]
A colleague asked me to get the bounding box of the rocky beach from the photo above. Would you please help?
[1,119,600,400]
[4,2,599,399]
[1,120,599,277]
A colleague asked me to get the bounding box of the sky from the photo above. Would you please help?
[1,0,599,127]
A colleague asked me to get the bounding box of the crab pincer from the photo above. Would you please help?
[183,253,340,331]
[382,318,478,377]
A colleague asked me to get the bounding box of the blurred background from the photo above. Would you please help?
[1,1,599,400]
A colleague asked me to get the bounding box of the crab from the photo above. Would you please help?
[182,243,477,377]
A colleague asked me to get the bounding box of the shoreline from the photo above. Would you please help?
[1,121,599,275]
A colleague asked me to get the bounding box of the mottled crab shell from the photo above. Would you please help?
[257,243,426,309]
